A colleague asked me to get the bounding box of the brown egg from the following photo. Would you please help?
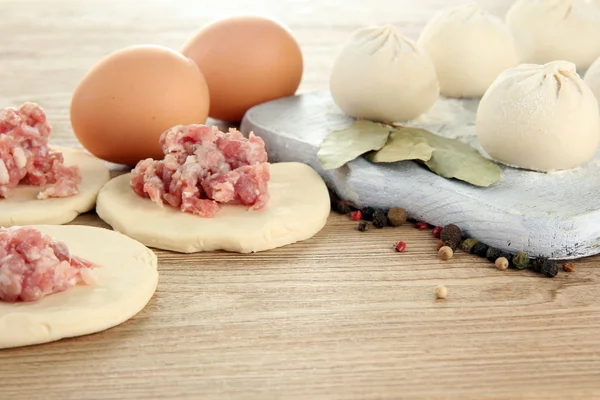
[181,15,303,122]
[70,45,210,165]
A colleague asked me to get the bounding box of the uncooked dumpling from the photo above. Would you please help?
[329,25,439,123]
[476,61,600,172]
[506,0,600,71]
[96,162,330,253]
[417,4,519,98]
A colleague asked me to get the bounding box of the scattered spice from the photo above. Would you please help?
[357,221,369,232]
[532,257,559,278]
[415,221,429,231]
[440,224,462,251]
[471,242,489,258]
[432,226,443,238]
[563,262,575,273]
[362,206,376,221]
[486,247,508,263]
[435,285,448,299]
[495,257,509,271]
[394,241,407,252]
[438,246,453,261]
[350,210,362,221]
[387,207,408,226]
[436,241,444,250]
[336,200,355,214]
[372,209,388,229]
[512,251,530,270]
[461,238,478,253]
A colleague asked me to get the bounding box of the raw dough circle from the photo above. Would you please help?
[0,225,158,349]
[417,4,519,98]
[0,147,110,227]
[96,162,330,253]
[476,61,600,172]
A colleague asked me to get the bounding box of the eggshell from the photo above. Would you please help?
[70,45,210,165]
[181,15,303,122]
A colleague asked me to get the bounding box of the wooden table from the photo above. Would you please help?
[2,1,600,399]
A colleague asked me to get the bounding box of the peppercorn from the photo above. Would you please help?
[394,241,407,252]
[438,246,453,261]
[471,242,489,258]
[372,208,388,229]
[563,262,575,272]
[440,224,462,251]
[436,241,444,250]
[531,257,558,278]
[512,251,530,270]
[350,210,362,221]
[432,226,443,238]
[495,257,509,271]
[435,285,448,299]
[415,221,429,231]
[362,206,376,221]
[461,238,478,253]
[387,207,408,227]
[486,247,503,263]
[358,221,369,232]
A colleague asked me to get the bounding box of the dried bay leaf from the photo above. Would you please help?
[394,126,502,187]
[367,130,434,163]
[318,120,392,170]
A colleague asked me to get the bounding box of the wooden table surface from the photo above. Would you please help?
[2,1,600,399]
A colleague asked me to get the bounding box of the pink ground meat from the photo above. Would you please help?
[0,102,82,199]
[0,226,96,302]
[130,124,270,218]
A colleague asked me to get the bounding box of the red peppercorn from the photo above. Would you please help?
[415,221,429,231]
[350,210,362,221]
[432,226,443,238]
[394,241,407,252]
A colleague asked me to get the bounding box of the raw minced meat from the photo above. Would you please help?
[0,226,96,302]
[130,124,270,218]
[0,102,82,199]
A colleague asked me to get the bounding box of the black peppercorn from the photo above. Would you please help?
[531,256,547,273]
[440,224,462,251]
[361,206,376,221]
[335,200,356,214]
[532,257,559,277]
[372,208,388,229]
[358,221,369,232]
[471,242,489,258]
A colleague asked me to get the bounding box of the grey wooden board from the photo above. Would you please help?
[240,90,600,260]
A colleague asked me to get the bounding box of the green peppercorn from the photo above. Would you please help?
[461,238,478,253]
[440,224,462,251]
[512,251,530,270]
[471,242,489,258]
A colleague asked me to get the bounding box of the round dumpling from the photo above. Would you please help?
[417,4,519,98]
[476,61,600,172]
[584,55,600,105]
[329,25,439,123]
[506,0,600,71]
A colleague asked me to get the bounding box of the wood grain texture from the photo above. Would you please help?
[1,0,600,399]
[242,91,600,259]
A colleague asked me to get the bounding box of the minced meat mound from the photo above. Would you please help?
[130,124,270,218]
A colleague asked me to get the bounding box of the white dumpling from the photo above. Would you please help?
[329,25,439,123]
[476,61,600,172]
[506,0,600,71]
[417,4,519,98]
[584,55,600,105]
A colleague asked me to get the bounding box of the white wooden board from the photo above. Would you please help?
[240,90,600,260]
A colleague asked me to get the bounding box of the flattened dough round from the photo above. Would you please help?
[0,146,110,227]
[0,225,158,349]
[96,162,330,253]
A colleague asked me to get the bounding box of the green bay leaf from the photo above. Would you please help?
[367,130,434,163]
[395,127,502,187]
[317,120,392,170]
